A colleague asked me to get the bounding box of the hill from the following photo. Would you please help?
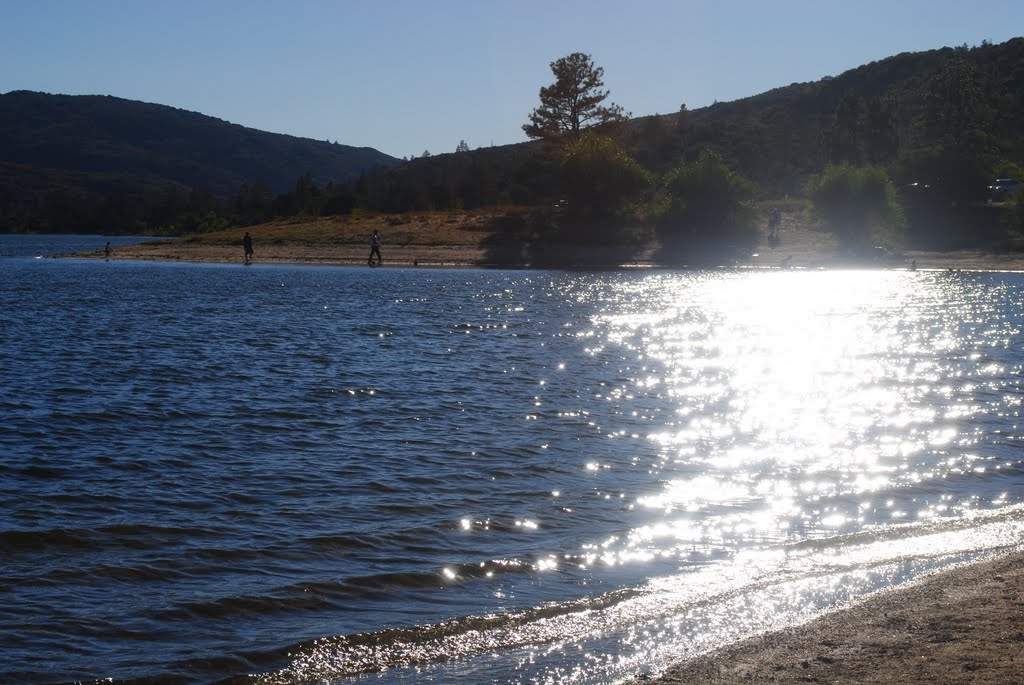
[0,90,398,231]
[627,37,1024,196]
[0,91,398,194]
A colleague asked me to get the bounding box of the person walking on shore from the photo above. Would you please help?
[368,229,382,265]
[243,232,254,264]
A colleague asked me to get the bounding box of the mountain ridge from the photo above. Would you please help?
[0,90,399,196]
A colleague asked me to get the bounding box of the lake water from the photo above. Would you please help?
[3,235,1024,685]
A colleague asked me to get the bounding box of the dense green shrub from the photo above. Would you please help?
[806,163,904,248]
[656,149,758,246]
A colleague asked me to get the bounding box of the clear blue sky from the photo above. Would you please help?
[3,1,1022,159]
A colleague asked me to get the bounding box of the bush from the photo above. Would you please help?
[656,149,758,246]
[806,163,904,248]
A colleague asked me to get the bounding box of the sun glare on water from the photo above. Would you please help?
[589,269,992,562]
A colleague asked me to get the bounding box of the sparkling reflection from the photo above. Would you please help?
[586,270,1024,565]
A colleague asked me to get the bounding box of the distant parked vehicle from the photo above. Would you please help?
[901,181,932,191]
[988,178,1021,201]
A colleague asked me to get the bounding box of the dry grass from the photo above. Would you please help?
[182,209,510,249]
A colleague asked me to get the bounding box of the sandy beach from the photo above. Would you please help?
[89,240,497,268]
[632,550,1024,684]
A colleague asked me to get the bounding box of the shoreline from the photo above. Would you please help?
[68,239,1024,272]
[57,207,1024,272]
[632,549,1024,684]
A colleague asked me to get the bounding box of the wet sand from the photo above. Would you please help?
[630,551,1024,684]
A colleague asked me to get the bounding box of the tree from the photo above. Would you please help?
[676,103,690,132]
[822,91,864,164]
[455,140,470,153]
[863,93,901,164]
[559,131,650,220]
[523,52,627,142]
[915,46,1004,155]
[822,91,901,166]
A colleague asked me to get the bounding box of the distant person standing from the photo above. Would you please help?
[243,232,254,264]
[368,229,382,265]
[768,207,781,240]
[104,241,112,260]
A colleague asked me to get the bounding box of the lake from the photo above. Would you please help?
[2,235,1023,684]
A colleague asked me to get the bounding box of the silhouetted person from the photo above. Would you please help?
[768,207,781,240]
[104,241,112,259]
[243,232,254,263]
[368,229,382,265]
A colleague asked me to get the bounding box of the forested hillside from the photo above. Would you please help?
[0,91,397,232]
[2,38,1022,236]
[645,38,1024,196]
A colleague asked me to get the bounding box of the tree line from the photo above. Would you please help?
[0,150,545,235]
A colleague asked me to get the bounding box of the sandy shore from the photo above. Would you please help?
[629,551,1024,684]
[89,240,497,268]
[79,212,1024,272]
[81,239,1024,272]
